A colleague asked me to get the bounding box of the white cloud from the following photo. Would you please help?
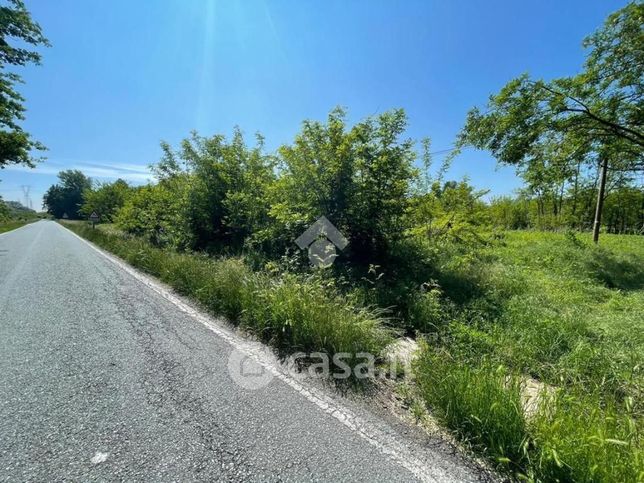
[5,160,155,183]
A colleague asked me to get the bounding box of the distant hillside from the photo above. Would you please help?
[3,201,39,220]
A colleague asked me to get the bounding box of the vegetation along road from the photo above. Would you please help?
[0,221,487,482]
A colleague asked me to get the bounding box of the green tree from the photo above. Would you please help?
[0,194,9,221]
[3,198,35,219]
[178,129,275,251]
[454,3,643,243]
[0,0,49,167]
[115,181,186,247]
[43,170,92,219]
[80,179,132,222]
[407,179,490,245]
[348,109,418,261]
[269,108,417,264]
[487,196,530,230]
[267,108,356,253]
[116,130,276,252]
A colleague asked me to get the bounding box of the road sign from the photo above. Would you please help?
[89,212,100,228]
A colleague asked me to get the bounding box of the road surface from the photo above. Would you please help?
[0,221,485,482]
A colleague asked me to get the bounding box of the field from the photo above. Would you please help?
[432,230,643,397]
[414,231,643,481]
[63,221,643,482]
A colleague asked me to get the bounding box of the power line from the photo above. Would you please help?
[20,185,32,210]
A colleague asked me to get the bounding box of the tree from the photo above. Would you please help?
[115,182,186,247]
[0,0,49,168]
[454,3,643,243]
[269,108,418,264]
[114,131,276,251]
[407,177,490,245]
[80,179,132,222]
[3,198,35,219]
[348,109,418,261]
[0,194,9,221]
[178,129,276,251]
[43,170,92,219]
[487,196,530,230]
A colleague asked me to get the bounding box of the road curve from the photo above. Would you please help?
[0,221,485,482]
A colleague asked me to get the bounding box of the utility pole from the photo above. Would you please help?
[592,158,608,244]
[20,185,32,210]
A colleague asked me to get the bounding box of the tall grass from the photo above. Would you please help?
[409,231,644,480]
[414,344,643,481]
[61,222,392,371]
[414,345,528,472]
[242,273,391,356]
[531,390,642,482]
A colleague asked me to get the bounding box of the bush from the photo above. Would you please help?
[115,181,187,248]
[0,196,9,222]
[407,287,446,333]
[80,179,132,223]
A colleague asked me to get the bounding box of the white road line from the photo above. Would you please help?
[61,224,454,483]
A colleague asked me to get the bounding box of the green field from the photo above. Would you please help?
[415,230,643,481]
[447,230,643,396]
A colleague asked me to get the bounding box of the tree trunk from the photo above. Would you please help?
[592,158,608,244]
[571,160,580,219]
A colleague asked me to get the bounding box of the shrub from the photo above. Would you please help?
[407,287,446,333]
[115,181,187,248]
[80,179,132,223]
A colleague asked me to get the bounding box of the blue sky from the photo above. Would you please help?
[0,0,628,210]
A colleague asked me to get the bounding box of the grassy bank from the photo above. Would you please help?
[61,221,392,367]
[0,220,35,234]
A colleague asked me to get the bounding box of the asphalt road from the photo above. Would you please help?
[0,221,485,482]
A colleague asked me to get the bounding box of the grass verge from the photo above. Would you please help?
[61,221,392,369]
[0,220,34,234]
